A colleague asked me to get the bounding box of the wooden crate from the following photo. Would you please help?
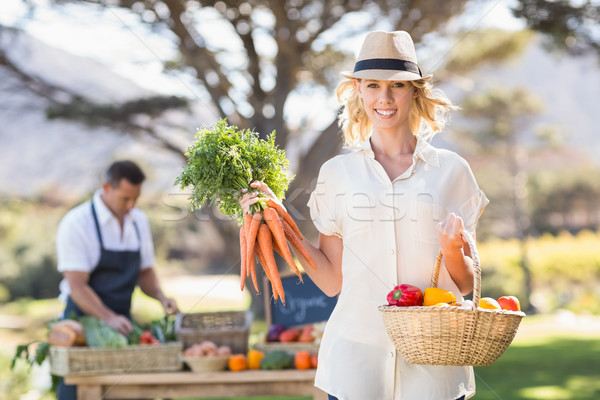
[49,342,183,376]
[175,311,252,354]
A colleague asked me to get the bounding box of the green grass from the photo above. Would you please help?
[474,334,600,400]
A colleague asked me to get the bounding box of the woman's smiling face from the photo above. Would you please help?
[356,79,416,132]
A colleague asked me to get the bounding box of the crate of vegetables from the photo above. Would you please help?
[48,316,183,376]
[378,231,525,366]
[254,322,323,355]
[175,310,252,354]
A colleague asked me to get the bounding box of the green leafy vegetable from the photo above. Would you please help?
[80,316,128,348]
[127,321,145,345]
[175,119,293,222]
[151,315,177,343]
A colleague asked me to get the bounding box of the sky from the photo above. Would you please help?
[1,0,525,130]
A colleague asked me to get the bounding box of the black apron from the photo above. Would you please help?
[58,201,141,400]
[63,201,142,319]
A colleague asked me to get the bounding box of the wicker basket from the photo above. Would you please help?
[49,342,183,376]
[175,310,252,354]
[183,355,229,372]
[379,231,525,366]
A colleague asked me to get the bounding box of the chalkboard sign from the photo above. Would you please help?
[264,272,337,328]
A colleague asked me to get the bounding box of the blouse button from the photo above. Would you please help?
[390,249,395,255]
[390,351,395,358]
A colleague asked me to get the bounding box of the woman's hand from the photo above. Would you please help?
[436,212,466,252]
[239,181,284,214]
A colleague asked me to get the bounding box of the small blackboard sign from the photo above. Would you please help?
[264,272,337,328]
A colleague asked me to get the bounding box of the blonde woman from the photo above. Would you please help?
[242,31,488,400]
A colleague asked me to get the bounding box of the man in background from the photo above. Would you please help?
[56,160,179,399]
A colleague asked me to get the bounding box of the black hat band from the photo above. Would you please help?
[353,58,422,77]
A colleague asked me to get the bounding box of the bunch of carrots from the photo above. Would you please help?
[240,198,317,305]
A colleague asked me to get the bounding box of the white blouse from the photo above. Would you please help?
[308,138,488,400]
[56,190,156,303]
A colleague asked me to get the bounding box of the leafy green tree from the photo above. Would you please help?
[511,0,600,58]
[16,0,474,222]
[529,168,600,235]
[459,86,546,312]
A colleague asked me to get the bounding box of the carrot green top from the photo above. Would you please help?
[175,119,293,222]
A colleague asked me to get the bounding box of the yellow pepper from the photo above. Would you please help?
[423,287,457,306]
[247,349,265,370]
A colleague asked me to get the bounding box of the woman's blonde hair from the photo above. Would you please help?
[336,79,455,146]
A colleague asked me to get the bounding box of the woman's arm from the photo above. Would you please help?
[291,233,343,297]
[437,213,475,296]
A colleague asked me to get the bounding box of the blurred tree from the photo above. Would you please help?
[529,168,600,234]
[18,0,475,226]
[459,86,546,312]
[0,199,63,300]
[7,1,540,314]
[511,0,600,58]
[437,28,534,78]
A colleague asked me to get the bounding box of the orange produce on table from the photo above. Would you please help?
[247,349,265,370]
[294,351,312,370]
[228,354,247,372]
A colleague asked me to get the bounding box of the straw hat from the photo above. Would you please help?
[342,31,431,81]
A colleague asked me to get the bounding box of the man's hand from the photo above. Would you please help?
[161,297,179,315]
[105,314,133,336]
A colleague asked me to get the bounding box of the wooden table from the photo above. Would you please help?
[65,370,327,400]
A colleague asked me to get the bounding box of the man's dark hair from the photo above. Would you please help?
[105,160,146,187]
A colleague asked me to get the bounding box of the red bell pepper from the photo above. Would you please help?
[386,284,424,307]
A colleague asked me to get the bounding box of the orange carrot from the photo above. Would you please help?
[263,207,303,283]
[249,251,259,294]
[282,219,317,270]
[271,237,283,258]
[267,198,303,240]
[246,212,262,272]
[257,223,285,305]
[255,242,278,302]
[239,226,247,291]
[244,213,252,277]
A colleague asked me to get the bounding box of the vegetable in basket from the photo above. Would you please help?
[423,287,457,306]
[80,316,128,348]
[386,284,424,307]
[176,119,317,305]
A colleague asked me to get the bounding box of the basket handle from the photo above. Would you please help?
[431,230,481,310]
